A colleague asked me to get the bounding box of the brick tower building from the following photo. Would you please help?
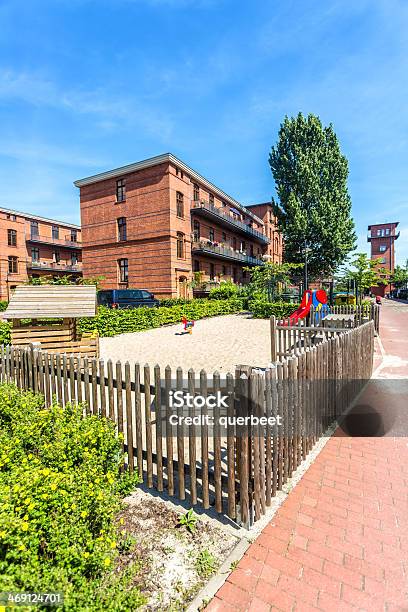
[367,221,399,297]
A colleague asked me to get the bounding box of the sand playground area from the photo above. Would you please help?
[100,313,271,373]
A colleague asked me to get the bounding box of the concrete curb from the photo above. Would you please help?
[186,537,251,612]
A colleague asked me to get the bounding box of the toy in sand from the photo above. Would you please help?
[181,316,195,334]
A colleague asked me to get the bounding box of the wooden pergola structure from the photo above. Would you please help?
[3,285,99,357]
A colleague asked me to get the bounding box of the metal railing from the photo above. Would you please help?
[28,233,80,248]
[27,260,82,272]
[192,240,264,265]
[192,200,270,244]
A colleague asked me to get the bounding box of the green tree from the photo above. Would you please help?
[269,113,356,282]
[391,261,408,289]
[244,261,303,301]
[344,253,390,300]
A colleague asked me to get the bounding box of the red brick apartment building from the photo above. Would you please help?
[74,153,282,299]
[367,221,399,297]
[0,207,82,300]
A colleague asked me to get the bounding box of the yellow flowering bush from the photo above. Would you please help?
[0,384,143,610]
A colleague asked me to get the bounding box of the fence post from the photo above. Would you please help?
[270,316,277,363]
[236,371,250,529]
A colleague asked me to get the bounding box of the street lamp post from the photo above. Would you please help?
[304,239,309,291]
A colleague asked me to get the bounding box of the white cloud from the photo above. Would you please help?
[0,69,175,140]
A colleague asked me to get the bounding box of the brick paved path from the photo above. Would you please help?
[207,300,408,611]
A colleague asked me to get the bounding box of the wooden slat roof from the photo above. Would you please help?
[3,285,97,319]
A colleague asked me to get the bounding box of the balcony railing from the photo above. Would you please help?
[192,241,264,266]
[28,233,80,248]
[27,260,82,273]
[367,231,400,241]
[191,200,270,244]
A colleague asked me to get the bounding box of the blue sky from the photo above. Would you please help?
[0,0,407,264]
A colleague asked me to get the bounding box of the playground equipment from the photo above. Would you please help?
[181,316,195,334]
[3,285,99,358]
[288,289,330,324]
[334,292,356,306]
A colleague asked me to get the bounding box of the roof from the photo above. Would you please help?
[368,221,399,229]
[74,152,264,225]
[3,285,96,319]
[0,206,81,230]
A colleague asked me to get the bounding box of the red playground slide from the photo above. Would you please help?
[288,290,312,323]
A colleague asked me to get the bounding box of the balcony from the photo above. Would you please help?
[27,233,80,249]
[191,200,270,244]
[27,260,82,273]
[367,231,400,241]
[192,241,264,266]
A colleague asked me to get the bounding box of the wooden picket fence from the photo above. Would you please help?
[270,303,380,361]
[0,319,375,528]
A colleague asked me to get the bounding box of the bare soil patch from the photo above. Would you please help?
[116,489,239,610]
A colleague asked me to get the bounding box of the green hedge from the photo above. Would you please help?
[158,297,192,307]
[79,298,244,337]
[0,384,144,610]
[249,300,300,319]
[0,301,8,312]
[0,321,11,345]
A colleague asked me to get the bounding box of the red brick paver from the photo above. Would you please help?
[209,301,408,611]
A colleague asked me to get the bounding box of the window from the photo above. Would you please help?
[209,193,214,206]
[52,225,59,240]
[7,229,17,246]
[193,183,200,202]
[31,248,39,262]
[193,220,200,242]
[385,228,390,235]
[116,178,126,203]
[71,252,79,265]
[222,232,227,242]
[118,258,129,283]
[117,217,127,241]
[210,263,215,280]
[71,229,78,242]
[53,250,61,263]
[209,228,215,242]
[233,267,237,282]
[8,256,18,273]
[379,245,386,252]
[241,241,246,252]
[176,192,184,218]
[233,237,237,250]
[30,220,39,238]
[250,244,254,257]
[176,232,184,258]
[379,257,386,264]
[222,265,227,276]
[193,260,200,272]
[7,213,16,221]
[175,167,184,179]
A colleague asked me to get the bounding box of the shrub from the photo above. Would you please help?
[79,298,244,337]
[0,321,11,345]
[208,281,239,300]
[159,297,192,307]
[0,384,144,610]
[0,301,8,312]
[249,300,300,319]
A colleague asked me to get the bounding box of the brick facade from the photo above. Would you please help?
[367,222,399,297]
[0,208,82,301]
[75,153,283,299]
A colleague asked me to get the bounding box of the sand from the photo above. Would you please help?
[100,313,271,374]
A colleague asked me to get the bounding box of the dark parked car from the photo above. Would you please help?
[97,289,159,309]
